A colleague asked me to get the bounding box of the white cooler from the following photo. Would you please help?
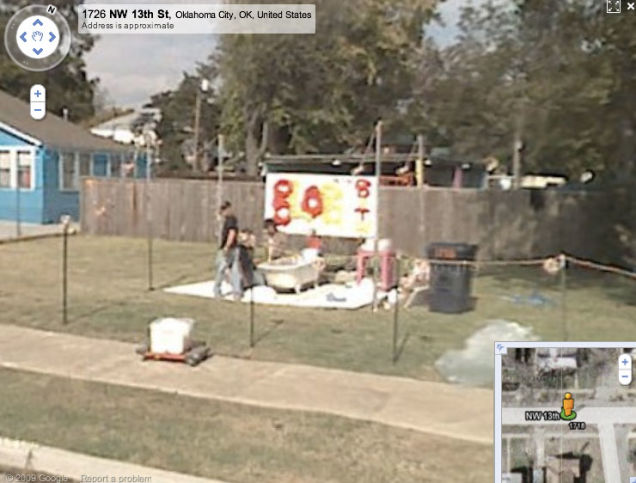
[149,318,194,354]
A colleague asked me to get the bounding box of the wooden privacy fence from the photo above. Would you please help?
[81,178,264,244]
[81,178,612,260]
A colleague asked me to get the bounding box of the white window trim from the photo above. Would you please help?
[0,147,36,191]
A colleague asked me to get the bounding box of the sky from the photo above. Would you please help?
[84,0,472,108]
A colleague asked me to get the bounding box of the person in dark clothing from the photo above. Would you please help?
[220,203,238,249]
[237,229,265,288]
[214,201,242,299]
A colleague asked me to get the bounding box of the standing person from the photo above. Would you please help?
[214,201,242,300]
[306,229,323,254]
[264,218,287,262]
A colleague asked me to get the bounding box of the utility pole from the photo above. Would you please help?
[512,123,523,189]
[416,134,426,187]
[193,79,209,173]
[193,91,202,173]
[512,89,526,189]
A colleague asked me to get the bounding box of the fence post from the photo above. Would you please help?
[559,254,568,340]
[392,255,401,363]
[146,150,153,291]
[249,285,255,348]
[372,120,382,311]
[61,215,70,325]
[15,169,21,238]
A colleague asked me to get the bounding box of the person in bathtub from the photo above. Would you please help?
[263,218,287,263]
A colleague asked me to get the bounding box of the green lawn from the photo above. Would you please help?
[0,235,634,381]
[0,368,493,483]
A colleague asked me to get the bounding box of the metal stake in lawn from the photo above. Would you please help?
[249,284,255,348]
[372,120,382,311]
[61,215,71,325]
[146,141,154,291]
[392,255,401,364]
[15,159,21,238]
[559,254,568,340]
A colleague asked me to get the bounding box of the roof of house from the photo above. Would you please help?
[264,152,487,176]
[91,111,139,132]
[0,90,130,153]
[91,108,160,132]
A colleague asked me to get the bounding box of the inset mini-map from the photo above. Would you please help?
[496,344,636,483]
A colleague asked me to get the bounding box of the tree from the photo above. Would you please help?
[0,0,97,122]
[411,0,635,266]
[211,0,435,176]
[415,0,636,179]
[147,70,220,175]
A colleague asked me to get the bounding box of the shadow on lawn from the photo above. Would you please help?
[393,331,411,364]
[68,298,132,324]
[253,319,285,346]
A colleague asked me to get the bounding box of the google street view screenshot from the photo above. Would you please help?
[0,0,634,482]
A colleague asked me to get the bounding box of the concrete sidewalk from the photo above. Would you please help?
[0,325,493,445]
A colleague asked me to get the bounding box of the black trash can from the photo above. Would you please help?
[427,242,478,314]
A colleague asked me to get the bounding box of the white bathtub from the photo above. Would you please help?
[258,256,320,293]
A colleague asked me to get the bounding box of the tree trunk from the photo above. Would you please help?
[245,115,260,177]
[244,106,269,177]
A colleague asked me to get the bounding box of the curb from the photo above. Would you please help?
[0,437,228,483]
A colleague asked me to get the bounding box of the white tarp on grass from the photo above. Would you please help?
[435,320,539,387]
[164,278,386,310]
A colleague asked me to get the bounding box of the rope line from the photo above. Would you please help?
[565,256,636,280]
[145,248,635,281]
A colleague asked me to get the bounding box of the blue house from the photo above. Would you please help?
[0,90,147,224]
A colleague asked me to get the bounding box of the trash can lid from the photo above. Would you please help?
[427,242,478,260]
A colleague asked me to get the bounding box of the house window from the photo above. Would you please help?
[109,153,122,178]
[91,153,108,177]
[122,153,136,178]
[0,151,10,188]
[60,152,76,191]
[17,151,34,189]
[79,153,91,179]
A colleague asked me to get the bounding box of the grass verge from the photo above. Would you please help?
[0,235,634,381]
[0,368,492,483]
